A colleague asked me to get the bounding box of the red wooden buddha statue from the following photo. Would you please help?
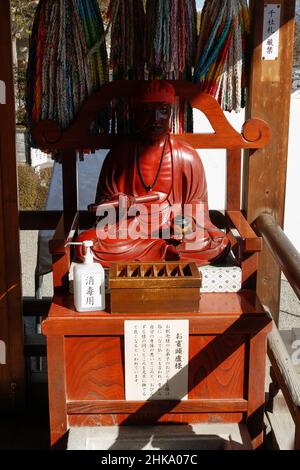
[76,81,230,267]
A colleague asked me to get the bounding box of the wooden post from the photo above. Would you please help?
[47,336,68,447]
[0,0,25,409]
[62,149,78,214]
[245,0,296,324]
[247,329,270,449]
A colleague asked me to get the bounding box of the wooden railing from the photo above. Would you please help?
[254,213,300,450]
[254,213,300,301]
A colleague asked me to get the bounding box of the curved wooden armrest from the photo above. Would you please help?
[254,213,300,301]
[226,211,262,259]
[49,212,79,255]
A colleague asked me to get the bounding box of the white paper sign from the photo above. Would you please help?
[0,81,6,104]
[125,320,189,401]
[262,4,281,61]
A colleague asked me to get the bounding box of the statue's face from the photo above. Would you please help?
[135,102,172,142]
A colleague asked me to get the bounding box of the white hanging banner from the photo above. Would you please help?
[262,4,281,61]
[125,320,189,401]
[0,80,6,104]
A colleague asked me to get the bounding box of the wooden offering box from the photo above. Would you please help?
[109,262,201,314]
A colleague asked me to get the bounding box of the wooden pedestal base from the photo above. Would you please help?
[42,291,271,449]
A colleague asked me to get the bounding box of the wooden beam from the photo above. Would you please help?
[19,210,62,230]
[0,0,25,409]
[19,210,96,231]
[23,298,52,317]
[245,0,296,324]
[67,399,248,415]
[227,148,242,211]
[62,149,78,213]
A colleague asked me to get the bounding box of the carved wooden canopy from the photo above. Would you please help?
[31,80,271,153]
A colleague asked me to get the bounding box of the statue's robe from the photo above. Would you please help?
[76,136,229,267]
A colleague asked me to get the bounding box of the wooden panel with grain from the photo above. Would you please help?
[226,148,242,211]
[67,398,248,415]
[43,293,271,442]
[110,288,201,314]
[188,335,246,400]
[65,337,125,401]
[247,327,271,449]
[45,291,266,318]
[65,335,246,403]
[47,335,68,446]
[44,316,269,337]
[226,211,263,253]
[68,412,244,427]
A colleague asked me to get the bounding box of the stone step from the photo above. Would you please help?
[266,410,295,450]
[67,424,252,451]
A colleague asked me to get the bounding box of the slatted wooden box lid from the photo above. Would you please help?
[109,262,201,314]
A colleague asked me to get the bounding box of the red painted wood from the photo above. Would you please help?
[47,336,68,446]
[226,148,242,211]
[247,328,270,449]
[42,292,270,337]
[67,399,248,414]
[188,335,245,400]
[68,412,244,427]
[36,78,272,446]
[64,335,245,403]
[65,337,125,401]
[226,211,263,253]
[42,292,271,445]
[32,81,271,152]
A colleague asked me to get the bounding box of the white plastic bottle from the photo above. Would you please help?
[73,240,105,312]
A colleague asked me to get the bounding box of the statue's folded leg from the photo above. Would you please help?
[175,235,230,266]
[75,229,178,267]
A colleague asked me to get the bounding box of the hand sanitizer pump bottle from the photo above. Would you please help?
[73,240,105,312]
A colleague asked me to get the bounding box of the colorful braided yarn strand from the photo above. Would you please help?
[194,0,250,113]
[107,0,145,134]
[26,0,109,131]
[109,0,145,81]
[26,0,249,134]
[145,0,197,132]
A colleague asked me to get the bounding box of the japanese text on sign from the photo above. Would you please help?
[81,273,102,308]
[262,4,281,61]
[125,320,189,401]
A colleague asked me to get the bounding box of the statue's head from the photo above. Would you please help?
[134,81,175,142]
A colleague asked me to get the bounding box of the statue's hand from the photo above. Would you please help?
[165,245,181,261]
[172,215,194,239]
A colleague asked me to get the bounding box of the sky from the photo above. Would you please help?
[196,0,204,10]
